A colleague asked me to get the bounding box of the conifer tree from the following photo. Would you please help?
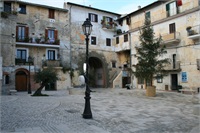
[133,18,169,86]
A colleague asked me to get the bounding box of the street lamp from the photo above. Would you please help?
[28,56,32,94]
[82,18,93,119]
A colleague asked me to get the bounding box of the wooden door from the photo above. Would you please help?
[171,74,178,90]
[16,71,27,91]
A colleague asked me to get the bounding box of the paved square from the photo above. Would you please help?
[1,88,199,133]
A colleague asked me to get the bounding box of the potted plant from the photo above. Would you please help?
[186,26,192,31]
[35,38,41,43]
[1,12,9,18]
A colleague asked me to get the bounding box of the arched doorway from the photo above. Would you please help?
[89,57,104,88]
[15,70,28,91]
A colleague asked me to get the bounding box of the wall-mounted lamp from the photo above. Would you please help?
[12,33,15,38]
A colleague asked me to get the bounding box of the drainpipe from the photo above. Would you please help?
[128,32,133,87]
[69,5,72,87]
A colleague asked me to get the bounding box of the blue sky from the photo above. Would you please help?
[23,0,156,14]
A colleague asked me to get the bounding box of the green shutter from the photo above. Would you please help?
[166,3,170,11]
[145,12,150,20]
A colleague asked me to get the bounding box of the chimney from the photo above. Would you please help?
[138,6,141,9]
[89,5,91,7]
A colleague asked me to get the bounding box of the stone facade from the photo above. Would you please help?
[1,1,70,94]
[116,0,200,90]
[65,2,123,88]
[1,0,200,93]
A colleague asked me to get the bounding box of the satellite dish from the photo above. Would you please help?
[17,8,21,12]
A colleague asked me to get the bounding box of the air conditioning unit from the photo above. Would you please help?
[197,59,200,70]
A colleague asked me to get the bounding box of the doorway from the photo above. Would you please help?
[171,74,178,90]
[16,71,27,91]
[89,57,105,88]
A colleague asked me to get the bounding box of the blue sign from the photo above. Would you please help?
[181,72,187,82]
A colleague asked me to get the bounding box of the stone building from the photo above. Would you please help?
[64,2,123,88]
[1,0,71,94]
[114,0,200,90]
[1,0,200,93]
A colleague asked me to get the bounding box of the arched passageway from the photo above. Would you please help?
[89,57,105,88]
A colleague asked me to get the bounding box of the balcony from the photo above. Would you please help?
[187,25,200,40]
[115,42,130,52]
[43,60,61,67]
[101,21,117,31]
[161,32,180,46]
[164,61,181,72]
[15,58,34,65]
[16,36,60,48]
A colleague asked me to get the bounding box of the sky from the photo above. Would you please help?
[22,0,156,14]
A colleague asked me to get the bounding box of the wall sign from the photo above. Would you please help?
[181,72,187,82]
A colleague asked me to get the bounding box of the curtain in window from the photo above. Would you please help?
[48,50,55,60]
[18,27,25,40]
[17,50,26,60]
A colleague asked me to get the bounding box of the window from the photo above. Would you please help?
[173,54,176,69]
[103,16,113,24]
[16,26,29,42]
[157,75,163,83]
[166,1,178,17]
[138,78,144,84]
[19,4,26,14]
[49,9,55,19]
[116,37,119,44]
[48,30,55,42]
[169,23,176,33]
[124,34,128,42]
[106,38,111,46]
[119,20,123,26]
[48,50,56,60]
[126,17,131,25]
[145,11,151,20]
[16,49,27,61]
[89,13,98,22]
[112,61,116,68]
[5,75,9,84]
[91,36,96,45]
[4,2,11,12]
[45,29,58,43]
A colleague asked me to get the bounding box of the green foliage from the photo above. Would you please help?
[1,12,9,18]
[133,18,169,85]
[34,67,58,86]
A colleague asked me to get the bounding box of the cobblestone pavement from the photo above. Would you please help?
[0,88,199,133]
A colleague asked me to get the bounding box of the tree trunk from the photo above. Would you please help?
[33,84,45,96]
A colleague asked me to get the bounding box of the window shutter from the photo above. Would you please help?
[45,29,48,38]
[166,4,170,11]
[55,30,58,40]
[95,15,98,22]
[88,13,91,21]
[16,26,18,41]
[25,27,29,38]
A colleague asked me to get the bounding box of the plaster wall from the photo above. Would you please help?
[127,0,200,90]
[66,4,122,87]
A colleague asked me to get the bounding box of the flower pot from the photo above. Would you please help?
[146,86,156,97]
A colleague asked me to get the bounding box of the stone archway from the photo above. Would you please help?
[89,57,105,88]
[15,68,29,91]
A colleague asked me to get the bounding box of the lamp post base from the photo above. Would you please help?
[82,93,92,119]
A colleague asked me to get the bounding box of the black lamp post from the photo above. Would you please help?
[28,56,32,94]
[82,18,93,119]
